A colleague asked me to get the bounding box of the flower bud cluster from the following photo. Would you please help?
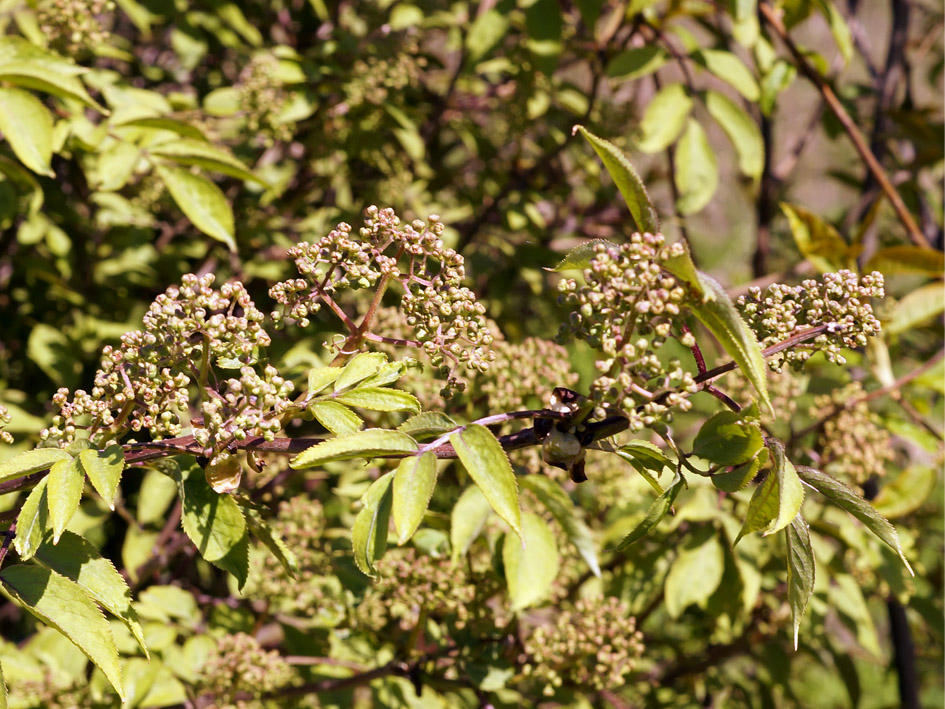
[344,39,425,108]
[270,208,496,396]
[244,497,340,619]
[41,274,284,450]
[480,338,578,412]
[737,270,884,370]
[197,632,296,706]
[722,367,805,423]
[357,548,480,633]
[237,53,293,145]
[38,0,114,55]
[0,405,12,445]
[812,382,892,486]
[556,235,698,429]
[521,596,644,695]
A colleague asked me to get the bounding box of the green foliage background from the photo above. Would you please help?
[0,0,941,706]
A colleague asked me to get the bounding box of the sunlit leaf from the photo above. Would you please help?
[786,514,814,650]
[150,138,266,185]
[77,445,124,510]
[398,412,458,440]
[884,281,945,336]
[607,46,668,80]
[335,387,421,414]
[309,400,363,435]
[635,83,693,154]
[520,476,600,577]
[664,527,725,618]
[351,472,394,577]
[0,448,71,484]
[392,452,437,545]
[613,473,684,549]
[450,425,522,539]
[781,203,852,273]
[694,49,760,100]
[549,238,617,272]
[675,118,718,215]
[46,458,82,544]
[865,245,945,277]
[0,87,53,176]
[502,512,559,611]
[334,352,388,391]
[450,485,493,565]
[693,410,764,467]
[290,429,418,469]
[14,477,49,560]
[155,165,236,251]
[704,89,764,179]
[737,441,803,541]
[872,465,937,518]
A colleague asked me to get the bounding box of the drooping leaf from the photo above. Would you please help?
[0,448,71,484]
[736,440,804,541]
[781,203,852,273]
[450,485,493,565]
[884,282,945,335]
[607,46,668,80]
[692,410,764,467]
[34,530,148,657]
[397,412,458,440]
[614,440,673,494]
[334,352,388,391]
[662,238,708,301]
[814,0,853,64]
[0,564,124,700]
[450,425,522,539]
[796,465,914,575]
[0,87,53,176]
[93,140,141,191]
[704,89,764,179]
[178,466,249,589]
[113,116,209,141]
[154,165,236,251]
[46,458,83,544]
[150,139,266,185]
[14,477,49,560]
[520,476,600,577]
[290,429,418,469]
[0,37,104,110]
[241,504,299,577]
[308,400,363,435]
[675,118,718,215]
[693,49,760,100]
[351,472,394,577]
[786,514,814,650]
[613,473,684,549]
[334,387,421,414]
[712,446,769,492]
[635,83,693,154]
[573,125,659,233]
[664,526,725,618]
[865,245,945,277]
[550,238,618,272]
[502,512,559,611]
[688,272,771,413]
[392,452,437,545]
[76,445,124,510]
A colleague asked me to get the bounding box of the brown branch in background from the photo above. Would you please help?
[758,2,930,250]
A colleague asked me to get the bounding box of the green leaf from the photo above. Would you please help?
[76,445,124,510]
[692,410,764,467]
[450,425,522,539]
[502,512,559,611]
[759,59,797,115]
[520,476,600,577]
[704,90,764,179]
[736,440,804,541]
[635,83,693,154]
[607,46,668,80]
[0,37,104,110]
[0,87,53,177]
[614,440,672,494]
[392,452,437,545]
[113,116,209,141]
[397,412,458,440]
[34,530,148,658]
[885,281,945,335]
[154,165,236,251]
[334,352,388,391]
[613,473,684,549]
[290,429,418,469]
[46,458,83,544]
[150,139,266,185]
[351,472,394,577]
[0,564,124,700]
[781,203,852,273]
[785,514,814,650]
[307,366,342,395]
[661,239,708,301]
[549,238,618,272]
[712,446,769,492]
[796,465,913,575]
[814,0,853,64]
[0,448,71,484]
[241,504,299,577]
[92,140,141,191]
[694,49,760,100]
[865,245,945,277]
[872,465,937,518]
[573,125,659,234]
[675,118,718,215]
[450,485,493,565]
[664,526,725,618]
[830,573,881,656]
[465,9,510,65]
[308,400,363,435]
[689,272,771,413]
[14,477,49,560]
[359,360,413,388]
[334,387,421,414]
[179,466,249,589]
